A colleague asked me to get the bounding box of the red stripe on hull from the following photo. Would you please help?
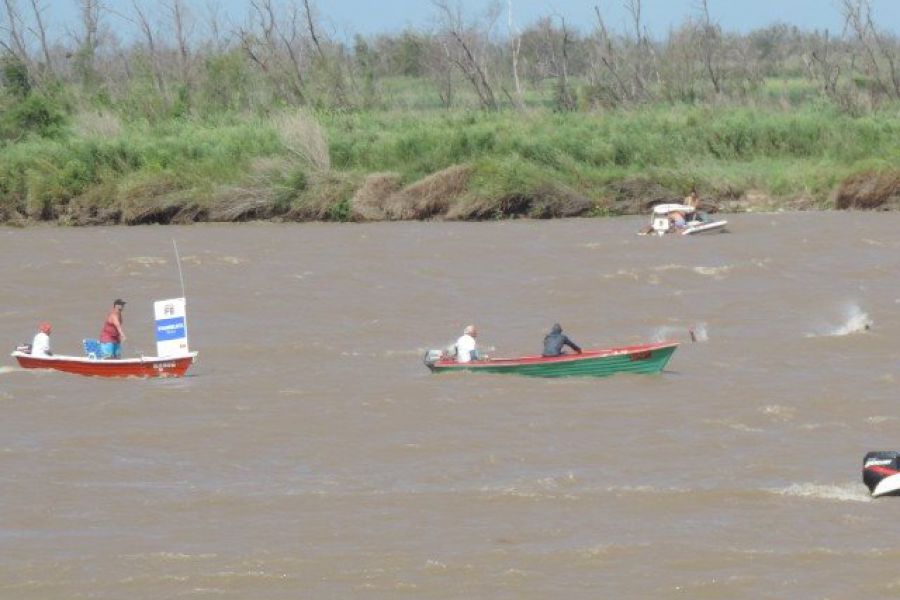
[13,353,196,378]
[867,465,900,478]
[431,341,677,368]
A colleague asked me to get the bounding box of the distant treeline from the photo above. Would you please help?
[0,0,898,224]
[2,0,899,116]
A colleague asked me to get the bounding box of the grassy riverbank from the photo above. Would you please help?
[2,102,899,225]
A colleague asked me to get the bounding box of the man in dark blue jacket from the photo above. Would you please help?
[542,323,582,357]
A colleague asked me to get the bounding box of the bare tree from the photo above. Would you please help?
[202,0,226,52]
[277,1,309,103]
[27,0,53,78]
[807,29,841,98]
[71,0,103,87]
[623,0,648,99]
[301,0,348,108]
[534,15,575,111]
[422,35,454,108]
[301,0,323,60]
[697,0,723,94]
[165,0,192,89]
[237,0,351,108]
[197,0,237,52]
[432,0,499,110]
[507,0,524,109]
[127,0,166,95]
[588,3,628,106]
[840,0,899,100]
[658,21,701,103]
[239,0,303,104]
[2,0,30,63]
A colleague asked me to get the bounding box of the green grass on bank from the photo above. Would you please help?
[1,101,899,222]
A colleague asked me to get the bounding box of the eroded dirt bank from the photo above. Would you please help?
[2,168,898,226]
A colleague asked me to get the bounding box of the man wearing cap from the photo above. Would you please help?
[31,322,53,357]
[99,299,127,359]
[454,325,481,363]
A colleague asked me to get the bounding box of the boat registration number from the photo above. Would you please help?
[629,351,652,361]
[155,362,176,369]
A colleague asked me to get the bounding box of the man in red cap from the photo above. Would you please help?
[31,322,53,356]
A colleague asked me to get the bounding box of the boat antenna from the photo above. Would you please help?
[172,239,186,299]
[172,239,190,351]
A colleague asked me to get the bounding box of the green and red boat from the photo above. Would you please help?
[424,341,678,378]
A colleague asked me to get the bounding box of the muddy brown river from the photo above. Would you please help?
[1,212,898,598]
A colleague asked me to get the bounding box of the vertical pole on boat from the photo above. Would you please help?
[173,239,188,345]
[172,239,186,299]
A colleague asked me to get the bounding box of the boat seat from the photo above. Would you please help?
[83,339,101,360]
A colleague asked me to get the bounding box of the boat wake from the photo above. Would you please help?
[127,256,168,267]
[769,482,870,502]
[651,263,734,278]
[806,304,873,337]
[385,349,427,357]
[692,265,733,278]
[600,262,749,283]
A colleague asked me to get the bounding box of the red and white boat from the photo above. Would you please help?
[12,296,197,379]
[10,350,197,378]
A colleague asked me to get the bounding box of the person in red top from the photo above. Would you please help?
[99,299,127,359]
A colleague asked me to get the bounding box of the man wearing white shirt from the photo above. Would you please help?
[31,322,53,356]
[455,325,480,363]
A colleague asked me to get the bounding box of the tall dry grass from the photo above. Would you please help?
[71,110,123,139]
[270,109,331,172]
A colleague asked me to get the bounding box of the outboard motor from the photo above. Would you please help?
[863,451,900,497]
[423,349,445,370]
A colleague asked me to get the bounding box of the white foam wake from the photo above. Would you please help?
[692,265,732,278]
[807,304,873,337]
[771,482,871,502]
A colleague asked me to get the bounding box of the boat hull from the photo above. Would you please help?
[11,351,197,378]
[682,220,728,235]
[427,342,677,378]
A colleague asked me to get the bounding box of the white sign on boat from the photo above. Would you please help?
[154,297,189,357]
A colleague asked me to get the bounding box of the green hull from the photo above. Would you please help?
[428,342,677,378]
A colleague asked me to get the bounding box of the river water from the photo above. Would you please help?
[1,212,898,598]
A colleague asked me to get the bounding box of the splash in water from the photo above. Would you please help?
[689,323,709,342]
[807,304,873,337]
[652,324,707,343]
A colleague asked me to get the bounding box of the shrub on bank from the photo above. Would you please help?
[2,103,900,224]
[0,119,281,221]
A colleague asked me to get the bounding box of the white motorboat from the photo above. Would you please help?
[638,203,728,236]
